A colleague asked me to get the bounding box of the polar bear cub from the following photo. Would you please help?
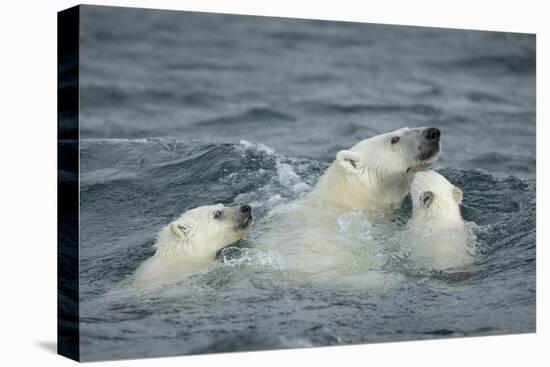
[133,204,253,287]
[407,170,474,269]
[409,170,463,229]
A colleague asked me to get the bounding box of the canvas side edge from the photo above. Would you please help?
[57,5,80,362]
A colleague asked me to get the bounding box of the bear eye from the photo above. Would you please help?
[391,136,400,144]
[213,210,222,219]
[421,191,434,207]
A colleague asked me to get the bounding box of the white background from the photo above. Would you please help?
[0,0,547,365]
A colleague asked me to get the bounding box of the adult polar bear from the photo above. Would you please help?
[260,127,441,281]
[311,126,441,212]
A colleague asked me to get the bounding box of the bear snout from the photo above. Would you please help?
[240,205,251,214]
[238,205,253,229]
[424,127,441,143]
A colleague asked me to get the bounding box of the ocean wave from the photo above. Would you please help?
[298,101,443,116]
[436,54,535,74]
[462,152,536,176]
[192,107,296,127]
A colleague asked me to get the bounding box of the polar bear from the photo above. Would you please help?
[406,170,475,270]
[409,170,463,229]
[257,127,442,281]
[311,126,442,212]
[132,204,253,287]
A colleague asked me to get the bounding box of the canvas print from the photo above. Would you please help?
[57,5,536,362]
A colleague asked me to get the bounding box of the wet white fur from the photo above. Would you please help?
[407,170,474,270]
[259,128,440,281]
[312,127,439,212]
[133,204,251,287]
[409,170,464,229]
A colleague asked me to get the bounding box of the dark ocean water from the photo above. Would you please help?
[74,5,535,361]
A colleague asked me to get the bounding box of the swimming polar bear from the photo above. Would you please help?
[311,126,442,212]
[406,170,475,270]
[132,204,253,287]
[409,170,463,229]
[258,127,442,282]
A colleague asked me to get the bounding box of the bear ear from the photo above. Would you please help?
[170,223,190,239]
[336,150,362,174]
[452,186,463,204]
[421,191,434,208]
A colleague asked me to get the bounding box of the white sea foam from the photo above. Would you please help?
[275,161,301,187]
[220,247,284,269]
[239,139,275,155]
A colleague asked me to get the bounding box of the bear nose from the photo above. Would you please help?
[240,205,251,214]
[424,127,441,142]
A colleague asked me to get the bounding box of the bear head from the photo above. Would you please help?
[330,127,441,210]
[409,170,463,227]
[155,204,253,259]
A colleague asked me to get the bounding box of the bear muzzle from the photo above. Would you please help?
[238,205,253,229]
